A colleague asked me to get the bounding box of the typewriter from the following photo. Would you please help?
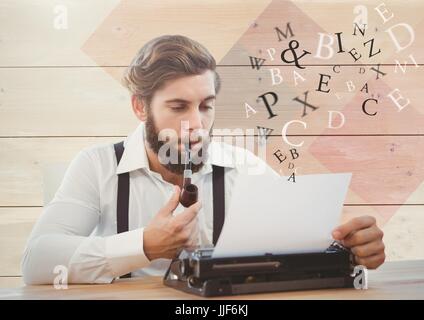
[163,242,356,297]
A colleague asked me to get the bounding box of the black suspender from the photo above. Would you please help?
[113,142,131,278]
[114,142,130,235]
[113,141,225,278]
[212,165,225,245]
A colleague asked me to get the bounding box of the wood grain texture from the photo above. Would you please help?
[0,0,272,66]
[0,260,423,299]
[0,277,23,289]
[0,0,423,277]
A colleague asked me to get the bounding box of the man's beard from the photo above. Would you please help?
[145,114,211,175]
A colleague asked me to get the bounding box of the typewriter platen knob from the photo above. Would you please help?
[169,259,188,278]
[179,259,190,277]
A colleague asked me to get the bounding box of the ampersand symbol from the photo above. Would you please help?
[280,40,311,69]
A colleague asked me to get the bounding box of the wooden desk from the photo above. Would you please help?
[1,260,423,300]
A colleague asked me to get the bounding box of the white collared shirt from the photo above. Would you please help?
[22,122,278,284]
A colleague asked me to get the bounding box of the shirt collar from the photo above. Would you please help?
[116,122,150,174]
[116,122,236,175]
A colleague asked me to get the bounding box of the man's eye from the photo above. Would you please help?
[171,106,185,111]
[202,105,214,110]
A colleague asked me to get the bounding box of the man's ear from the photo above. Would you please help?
[131,95,147,121]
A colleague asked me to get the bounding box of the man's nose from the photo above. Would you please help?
[186,109,203,130]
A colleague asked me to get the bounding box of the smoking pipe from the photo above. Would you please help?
[179,141,198,208]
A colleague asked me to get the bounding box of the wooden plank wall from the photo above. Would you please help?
[0,0,423,281]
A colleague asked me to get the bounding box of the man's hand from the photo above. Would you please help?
[332,216,385,269]
[143,185,201,261]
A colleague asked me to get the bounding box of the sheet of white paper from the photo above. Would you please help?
[212,172,352,258]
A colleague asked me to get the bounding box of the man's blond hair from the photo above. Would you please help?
[122,35,221,106]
